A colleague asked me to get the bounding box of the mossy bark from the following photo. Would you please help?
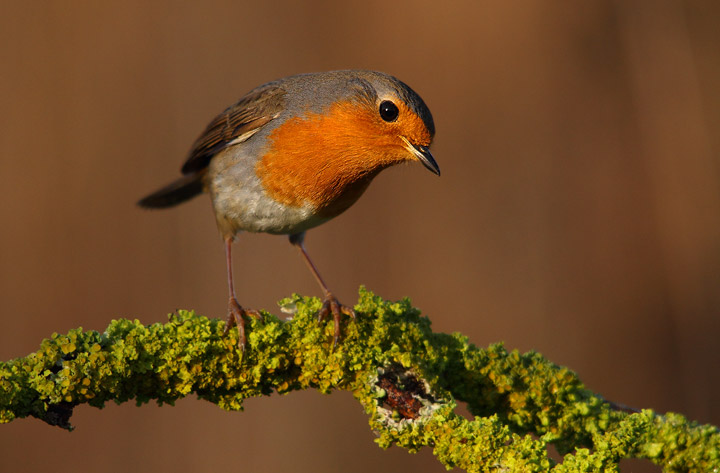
[1,289,717,472]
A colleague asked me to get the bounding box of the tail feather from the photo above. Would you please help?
[138,172,205,208]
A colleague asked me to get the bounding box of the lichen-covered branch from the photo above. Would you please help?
[0,288,718,472]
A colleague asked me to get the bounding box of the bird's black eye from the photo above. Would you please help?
[379,100,399,122]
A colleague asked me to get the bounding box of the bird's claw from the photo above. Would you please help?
[224,297,263,351]
[317,293,356,347]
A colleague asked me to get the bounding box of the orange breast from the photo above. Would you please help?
[256,99,431,218]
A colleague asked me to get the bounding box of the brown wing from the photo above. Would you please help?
[181,83,286,175]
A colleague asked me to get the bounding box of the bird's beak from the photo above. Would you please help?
[401,136,440,176]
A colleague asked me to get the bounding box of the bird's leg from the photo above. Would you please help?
[222,235,262,350]
[289,233,356,346]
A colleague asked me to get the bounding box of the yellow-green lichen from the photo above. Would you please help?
[0,288,718,472]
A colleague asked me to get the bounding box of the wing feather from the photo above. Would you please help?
[181,84,286,174]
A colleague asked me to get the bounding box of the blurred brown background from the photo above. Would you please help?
[1,1,719,472]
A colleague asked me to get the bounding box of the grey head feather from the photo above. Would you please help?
[279,70,435,138]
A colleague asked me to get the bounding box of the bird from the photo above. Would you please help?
[138,70,439,350]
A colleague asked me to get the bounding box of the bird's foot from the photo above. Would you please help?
[317,293,356,347]
[223,297,263,350]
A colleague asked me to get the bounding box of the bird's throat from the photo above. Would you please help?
[255,100,406,215]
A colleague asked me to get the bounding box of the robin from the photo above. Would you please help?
[138,70,439,349]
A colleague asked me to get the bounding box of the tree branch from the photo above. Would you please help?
[1,288,717,472]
